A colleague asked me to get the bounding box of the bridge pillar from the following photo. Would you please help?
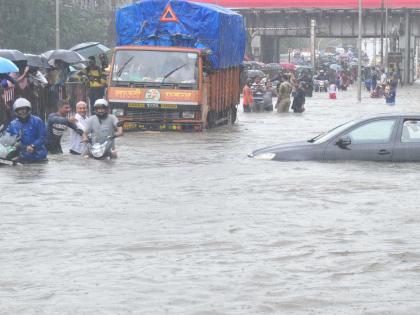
[398,11,416,85]
[251,35,261,61]
[402,11,410,84]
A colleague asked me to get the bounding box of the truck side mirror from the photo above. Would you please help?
[203,65,213,75]
[202,53,213,75]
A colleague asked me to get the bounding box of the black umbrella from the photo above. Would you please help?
[0,49,27,61]
[69,42,110,58]
[42,49,87,65]
[24,54,51,68]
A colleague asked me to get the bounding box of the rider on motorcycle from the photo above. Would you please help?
[316,70,327,81]
[6,98,48,163]
[82,99,123,157]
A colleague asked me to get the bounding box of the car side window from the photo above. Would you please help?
[345,119,396,144]
[401,120,420,143]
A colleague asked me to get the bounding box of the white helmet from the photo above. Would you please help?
[13,98,32,112]
[94,99,109,108]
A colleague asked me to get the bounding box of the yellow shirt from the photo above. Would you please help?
[87,66,104,88]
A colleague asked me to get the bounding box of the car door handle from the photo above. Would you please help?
[378,149,391,155]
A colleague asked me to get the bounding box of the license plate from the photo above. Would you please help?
[160,104,177,109]
[0,159,14,165]
[128,103,146,108]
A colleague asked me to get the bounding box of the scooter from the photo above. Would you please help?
[0,125,20,165]
[87,135,117,160]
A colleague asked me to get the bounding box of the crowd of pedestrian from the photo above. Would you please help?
[1,52,109,127]
[242,62,404,114]
[364,66,400,105]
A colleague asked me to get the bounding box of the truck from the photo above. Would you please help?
[107,0,246,131]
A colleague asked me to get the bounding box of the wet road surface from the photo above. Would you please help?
[1,84,420,314]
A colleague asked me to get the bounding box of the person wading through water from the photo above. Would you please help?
[276,75,293,113]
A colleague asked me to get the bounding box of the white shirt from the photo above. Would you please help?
[381,73,387,84]
[69,113,88,154]
[328,84,337,93]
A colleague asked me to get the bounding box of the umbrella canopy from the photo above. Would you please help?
[69,42,110,58]
[280,62,296,71]
[245,69,266,79]
[329,64,342,71]
[0,49,26,62]
[0,57,19,74]
[24,54,51,69]
[42,49,87,65]
[69,63,87,72]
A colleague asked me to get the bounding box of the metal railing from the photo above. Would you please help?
[0,82,89,127]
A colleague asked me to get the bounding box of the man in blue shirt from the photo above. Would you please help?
[384,85,396,106]
[6,98,48,163]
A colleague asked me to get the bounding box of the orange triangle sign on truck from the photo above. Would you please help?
[160,4,179,23]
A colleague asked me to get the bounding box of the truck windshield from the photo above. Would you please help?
[111,50,198,87]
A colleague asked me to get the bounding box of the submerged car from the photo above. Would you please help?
[249,114,420,162]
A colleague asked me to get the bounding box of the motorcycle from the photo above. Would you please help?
[313,79,329,92]
[251,86,265,112]
[252,85,273,112]
[87,135,117,160]
[370,85,384,98]
[263,89,274,111]
[0,125,20,165]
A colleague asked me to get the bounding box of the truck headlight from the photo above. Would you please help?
[112,108,124,116]
[182,111,195,119]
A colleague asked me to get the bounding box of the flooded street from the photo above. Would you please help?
[2,85,420,314]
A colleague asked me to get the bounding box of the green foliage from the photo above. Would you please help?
[0,0,112,54]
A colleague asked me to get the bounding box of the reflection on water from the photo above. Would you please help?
[1,86,420,314]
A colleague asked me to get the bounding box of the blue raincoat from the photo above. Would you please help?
[6,115,48,161]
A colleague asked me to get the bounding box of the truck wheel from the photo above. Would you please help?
[231,106,237,124]
[207,111,216,128]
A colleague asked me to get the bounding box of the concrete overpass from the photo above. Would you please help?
[194,0,420,83]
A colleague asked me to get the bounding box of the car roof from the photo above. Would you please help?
[358,113,420,120]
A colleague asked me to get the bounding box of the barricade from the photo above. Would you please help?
[0,87,14,127]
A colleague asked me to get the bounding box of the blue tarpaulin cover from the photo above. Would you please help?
[116,0,246,69]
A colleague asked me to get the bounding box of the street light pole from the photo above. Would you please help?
[385,0,389,73]
[55,0,60,49]
[310,19,316,67]
[380,0,384,64]
[357,0,362,102]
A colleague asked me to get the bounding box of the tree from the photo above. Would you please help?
[0,0,112,54]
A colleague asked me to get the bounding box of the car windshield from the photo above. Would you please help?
[308,119,359,144]
[111,50,198,87]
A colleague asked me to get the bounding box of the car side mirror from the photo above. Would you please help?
[336,136,351,148]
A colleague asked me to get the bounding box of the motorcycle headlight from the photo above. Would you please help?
[112,108,124,116]
[254,153,276,160]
